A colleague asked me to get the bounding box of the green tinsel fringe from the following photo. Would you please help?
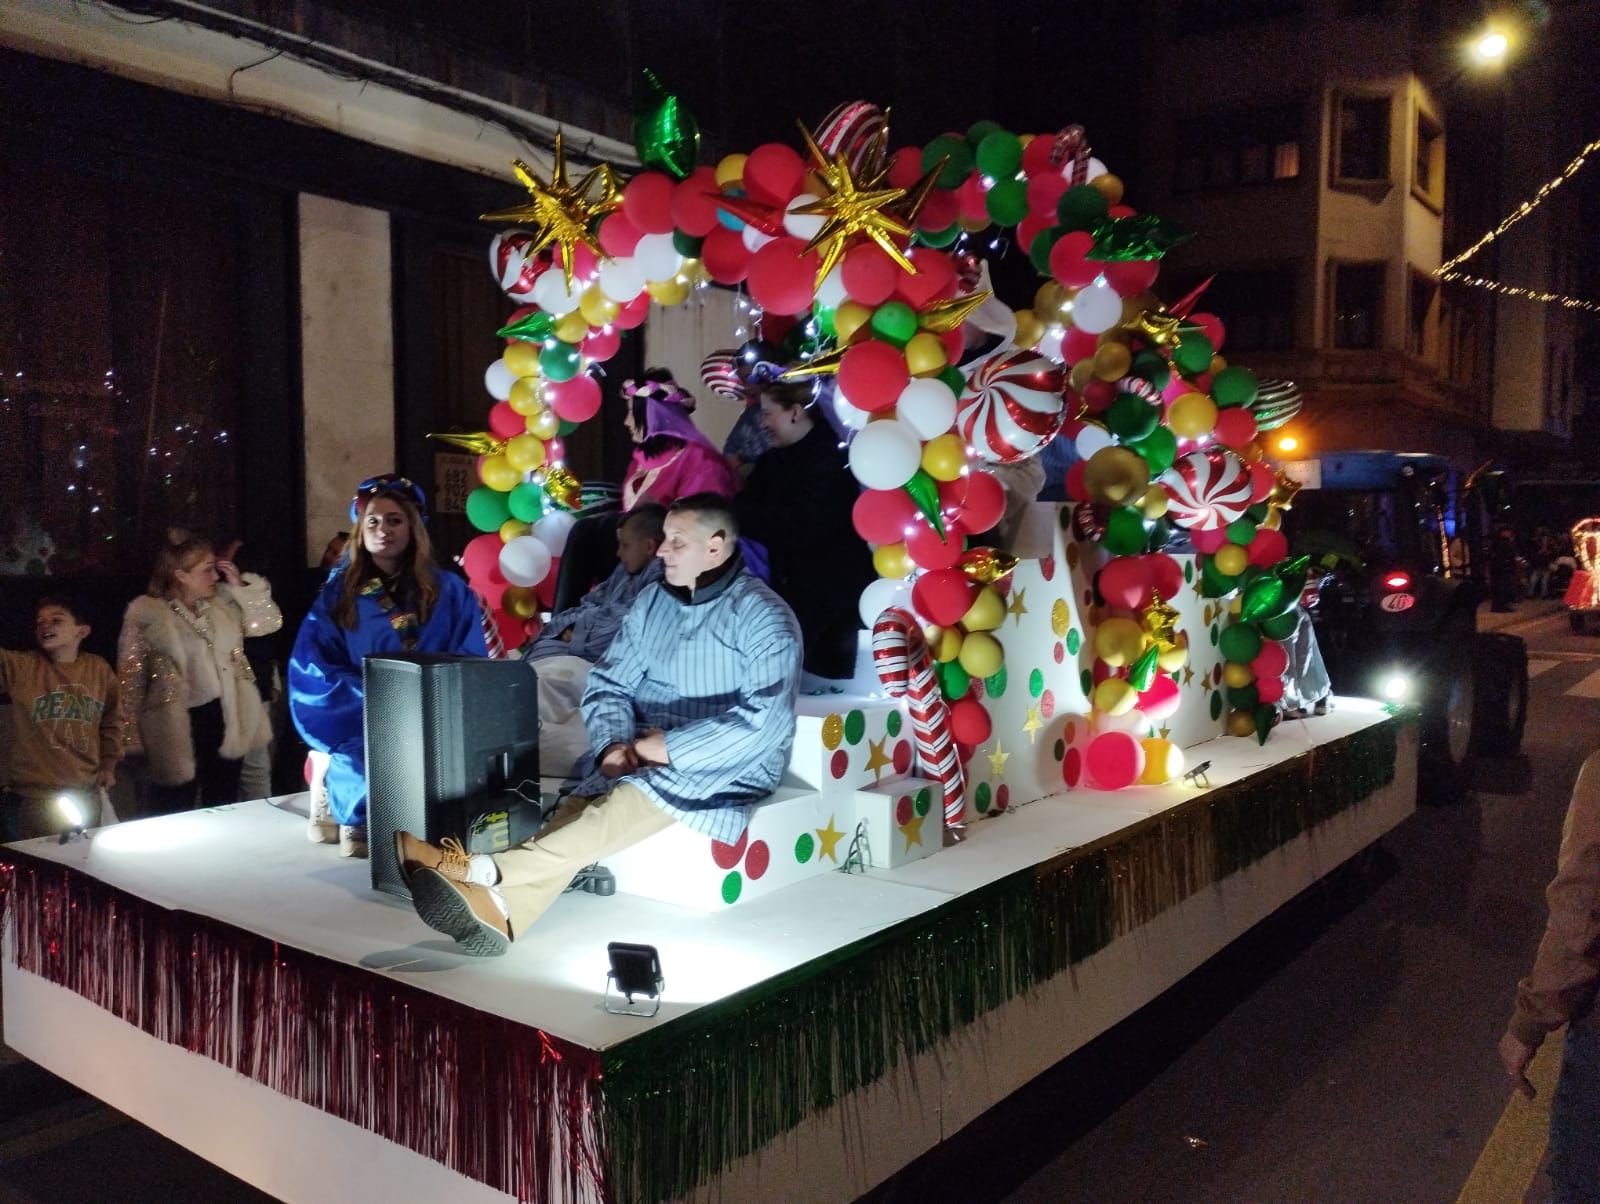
[600,717,1406,1203]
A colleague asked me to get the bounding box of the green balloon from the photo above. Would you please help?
[814,304,837,338]
[1211,365,1259,408]
[921,222,962,248]
[975,129,1023,180]
[1227,682,1260,710]
[966,120,1006,150]
[1260,609,1301,641]
[1131,349,1171,391]
[507,481,545,523]
[1108,392,1160,443]
[632,69,700,179]
[540,340,581,382]
[465,486,511,533]
[1219,622,1264,664]
[902,469,945,537]
[1029,225,1063,274]
[672,230,705,258]
[923,135,974,189]
[870,301,919,346]
[1254,702,1280,746]
[938,658,971,701]
[497,311,555,342]
[1226,517,1258,546]
[558,418,580,436]
[1057,185,1110,232]
[1132,425,1177,474]
[985,178,1029,227]
[1173,332,1215,375]
[1103,506,1149,556]
[1201,556,1239,598]
[1147,516,1172,549]
[1246,502,1270,522]
[938,365,966,397]
[1128,644,1161,692]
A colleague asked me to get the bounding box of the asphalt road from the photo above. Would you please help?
[0,601,1591,1203]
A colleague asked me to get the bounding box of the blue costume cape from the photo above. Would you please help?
[289,569,487,825]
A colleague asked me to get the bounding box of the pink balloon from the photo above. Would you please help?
[622,172,677,234]
[613,294,651,330]
[841,244,901,306]
[960,470,1007,532]
[906,518,966,571]
[1190,527,1228,554]
[1086,731,1146,791]
[853,489,920,544]
[1248,527,1289,567]
[583,326,622,361]
[746,237,820,316]
[462,533,507,586]
[488,401,523,439]
[547,374,601,423]
[1250,639,1290,681]
[554,242,599,282]
[1256,676,1285,704]
[837,340,909,412]
[1136,673,1182,721]
[1099,557,1152,610]
[1145,553,1185,602]
[1190,312,1226,350]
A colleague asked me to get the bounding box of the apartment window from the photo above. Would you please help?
[1408,271,1437,359]
[1413,108,1445,210]
[1335,95,1390,182]
[1332,262,1384,349]
[1188,267,1297,352]
[1176,102,1304,194]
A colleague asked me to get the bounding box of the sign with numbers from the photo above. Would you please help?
[433,453,475,515]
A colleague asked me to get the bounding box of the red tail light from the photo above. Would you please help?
[1383,572,1412,591]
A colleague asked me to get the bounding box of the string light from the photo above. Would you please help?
[1435,269,1600,314]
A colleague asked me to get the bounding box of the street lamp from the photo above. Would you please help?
[1474,30,1510,61]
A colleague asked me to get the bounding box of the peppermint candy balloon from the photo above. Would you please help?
[699,349,746,403]
[1161,448,1254,531]
[814,101,888,174]
[955,348,1068,464]
[1249,378,1304,432]
[489,230,544,302]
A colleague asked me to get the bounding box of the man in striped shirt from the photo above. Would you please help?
[395,493,803,955]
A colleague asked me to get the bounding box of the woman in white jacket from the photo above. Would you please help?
[118,531,283,813]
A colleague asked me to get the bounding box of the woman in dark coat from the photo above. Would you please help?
[735,381,874,683]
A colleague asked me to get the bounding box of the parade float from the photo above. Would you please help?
[1,91,1416,1204]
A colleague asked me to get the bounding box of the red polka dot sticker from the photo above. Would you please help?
[892,740,913,775]
[995,784,1010,811]
[1040,689,1056,719]
[1063,747,1083,788]
[711,829,748,870]
[830,749,849,779]
[1053,641,1064,664]
[1041,554,1056,581]
[895,794,914,825]
[745,840,770,881]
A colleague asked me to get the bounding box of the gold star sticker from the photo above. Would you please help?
[1007,588,1029,625]
[815,816,845,863]
[986,740,1010,777]
[1191,576,1205,599]
[865,736,894,782]
[1181,666,1195,686]
[792,125,916,285]
[481,132,623,288]
[1022,704,1043,743]
[900,812,925,851]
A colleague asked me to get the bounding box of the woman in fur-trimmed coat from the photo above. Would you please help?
[118,532,282,813]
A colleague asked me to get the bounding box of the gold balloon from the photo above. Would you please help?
[933,626,964,663]
[646,276,691,305]
[916,291,990,334]
[904,331,948,377]
[1068,358,1097,393]
[960,587,1006,633]
[1227,709,1257,738]
[1138,737,1183,784]
[578,288,619,327]
[1261,508,1283,531]
[835,301,873,342]
[1035,280,1067,314]
[920,433,968,482]
[1156,632,1189,672]
[504,433,547,473]
[1223,662,1255,689]
[1090,172,1125,206]
[1139,485,1170,520]
[1214,543,1249,576]
[1082,446,1150,506]
[502,585,540,620]
[556,309,592,343]
[1013,309,1045,349]
[542,465,582,510]
[527,408,562,440]
[1209,354,1228,374]
[479,453,520,492]
[873,542,912,579]
[428,431,505,456]
[503,342,541,378]
[1093,341,1133,381]
[956,630,1003,678]
[499,518,530,543]
[1095,617,1147,667]
[1141,593,1180,647]
[959,547,1019,586]
[1094,677,1138,716]
[714,153,748,187]
[788,128,917,284]
[509,376,544,415]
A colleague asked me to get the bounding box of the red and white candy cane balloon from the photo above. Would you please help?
[871,606,965,827]
[1161,448,1254,531]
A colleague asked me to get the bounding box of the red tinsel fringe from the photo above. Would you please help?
[0,851,608,1203]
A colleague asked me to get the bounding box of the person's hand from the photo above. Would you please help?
[216,558,243,588]
[1499,1031,1537,1099]
[95,766,117,791]
[633,729,669,767]
[599,742,640,778]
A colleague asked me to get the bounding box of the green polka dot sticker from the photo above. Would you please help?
[721,871,743,905]
[1210,692,1224,721]
[1210,624,1220,646]
[794,832,815,864]
[1080,668,1093,696]
[975,782,992,813]
[1185,560,1195,583]
[1066,628,1081,655]
[985,664,1008,697]
[844,710,866,745]
[914,787,931,818]
[1027,668,1043,698]
[886,710,902,737]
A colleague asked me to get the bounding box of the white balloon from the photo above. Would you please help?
[498,535,553,588]
[634,233,683,282]
[848,418,922,491]
[1075,423,1114,459]
[783,193,825,241]
[858,577,912,629]
[598,257,646,302]
[741,224,775,253]
[1037,326,1066,362]
[530,510,576,558]
[1071,278,1122,334]
[1094,708,1150,736]
[815,264,848,309]
[833,392,872,432]
[1085,156,1108,182]
[896,378,958,440]
[484,359,516,402]
[532,270,581,316]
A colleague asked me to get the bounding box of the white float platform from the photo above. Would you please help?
[2,699,1414,1204]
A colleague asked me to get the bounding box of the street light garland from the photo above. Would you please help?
[1434,132,1600,314]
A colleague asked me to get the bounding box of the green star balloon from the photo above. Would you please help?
[633,68,700,180]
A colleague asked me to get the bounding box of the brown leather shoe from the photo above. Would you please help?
[409,869,511,956]
[394,832,471,884]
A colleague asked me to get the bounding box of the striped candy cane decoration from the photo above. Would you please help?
[872,606,966,827]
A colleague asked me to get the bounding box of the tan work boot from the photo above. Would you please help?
[394,832,472,885]
[338,824,368,859]
[410,869,511,956]
[306,782,337,844]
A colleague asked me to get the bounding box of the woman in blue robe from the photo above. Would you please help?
[289,475,487,857]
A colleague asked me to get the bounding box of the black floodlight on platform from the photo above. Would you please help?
[605,942,664,1017]
[55,792,89,844]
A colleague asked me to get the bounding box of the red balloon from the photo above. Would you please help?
[475,576,508,612]
[583,326,622,361]
[896,247,957,309]
[841,244,902,306]
[1104,259,1160,296]
[949,697,993,745]
[502,304,537,342]
[957,172,989,223]
[1099,557,1152,610]
[1248,527,1289,568]
[938,327,965,365]
[743,142,807,206]
[547,374,601,423]
[622,172,677,235]
[493,607,526,652]
[1247,460,1276,503]
[888,145,924,189]
[1108,204,1137,218]
[1213,407,1259,449]
[702,226,751,284]
[1256,676,1285,704]
[961,470,1007,532]
[1086,730,1145,790]
[853,489,919,544]
[613,294,651,330]
[462,533,507,586]
[1065,460,1090,502]
[1061,326,1100,365]
[917,187,960,231]
[906,518,966,571]
[488,401,523,439]
[1137,673,1182,721]
[1081,379,1116,413]
[912,568,978,626]
[1027,171,1069,216]
[1190,312,1226,350]
[1017,216,1050,260]
[956,740,976,764]
[670,168,723,237]
[553,242,599,282]
[1021,135,1056,175]
[1190,527,1228,554]
[1146,553,1185,601]
[1251,639,1290,681]
[597,212,644,258]
[535,559,560,608]
[746,237,820,316]
[1049,230,1100,288]
[838,340,910,412]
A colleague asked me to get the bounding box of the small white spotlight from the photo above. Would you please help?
[1380,673,1412,703]
[1475,31,1509,61]
[56,792,86,829]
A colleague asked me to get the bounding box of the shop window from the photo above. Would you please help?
[1176,102,1304,194]
[1332,262,1384,349]
[1413,108,1445,210]
[1334,95,1391,182]
[1408,271,1437,359]
[1186,266,1297,352]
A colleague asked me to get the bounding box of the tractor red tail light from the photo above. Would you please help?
[1383,572,1412,591]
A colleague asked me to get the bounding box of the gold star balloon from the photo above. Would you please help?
[428,431,506,456]
[959,547,1019,585]
[481,132,624,289]
[918,291,992,333]
[1122,307,1184,349]
[1269,470,1303,512]
[791,122,916,285]
[1141,592,1180,649]
[540,466,583,510]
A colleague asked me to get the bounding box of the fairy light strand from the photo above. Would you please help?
[1435,269,1600,314]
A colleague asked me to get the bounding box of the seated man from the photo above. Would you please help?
[1,596,121,840]
[396,493,802,955]
[525,505,667,776]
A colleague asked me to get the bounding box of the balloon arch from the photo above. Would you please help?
[446,91,1308,801]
